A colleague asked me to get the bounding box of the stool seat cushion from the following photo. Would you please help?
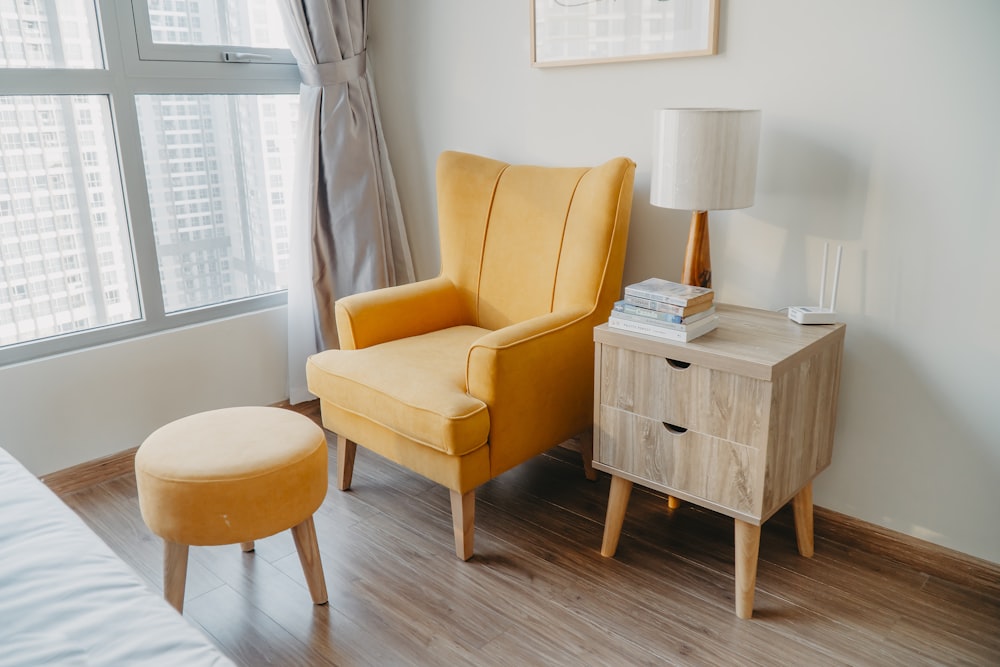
[135,407,328,546]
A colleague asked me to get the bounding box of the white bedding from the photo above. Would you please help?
[0,447,233,666]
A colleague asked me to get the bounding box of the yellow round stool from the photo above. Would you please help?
[135,406,329,613]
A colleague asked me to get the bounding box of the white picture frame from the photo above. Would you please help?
[531,0,720,68]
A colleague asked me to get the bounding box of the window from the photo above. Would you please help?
[133,0,295,64]
[0,1,103,69]
[1,1,299,362]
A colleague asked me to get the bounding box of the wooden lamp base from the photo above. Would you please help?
[681,210,712,288]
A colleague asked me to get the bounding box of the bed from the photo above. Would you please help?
[0,446,233,666]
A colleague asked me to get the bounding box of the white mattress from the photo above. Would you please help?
[0,447,234,666]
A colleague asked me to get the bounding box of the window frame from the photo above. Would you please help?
[130,0,297,65]
[0,0,301,366]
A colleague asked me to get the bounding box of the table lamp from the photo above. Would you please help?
[650,108,761,288]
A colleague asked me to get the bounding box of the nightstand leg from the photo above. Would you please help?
[792,482,815,558]
[667,495,682,509]
[579,429,597,482]
[600,476,633,557]
[734,520,761,619]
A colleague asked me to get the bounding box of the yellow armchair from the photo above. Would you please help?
[306,151,635,559]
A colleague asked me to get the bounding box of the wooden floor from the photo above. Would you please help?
[59,423,999,666]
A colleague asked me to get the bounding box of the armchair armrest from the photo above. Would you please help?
[336,276,470,350]
[466,308,596,475]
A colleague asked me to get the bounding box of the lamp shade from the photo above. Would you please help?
[651,108,761,211]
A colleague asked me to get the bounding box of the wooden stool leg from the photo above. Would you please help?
[163,540,189,613]
[734,520,761,619]
[792,482,815,558]
[449,489,475,561]
[579,429,597,481]
[337,435,357,491]
[600,475,633,557]
[291,515,328,605]
[241,541,255,552]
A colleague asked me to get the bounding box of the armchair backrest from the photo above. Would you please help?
[436,151,636,331]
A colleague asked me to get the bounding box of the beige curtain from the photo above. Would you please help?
[279,0,414,404]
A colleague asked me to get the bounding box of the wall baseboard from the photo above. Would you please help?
[812,506,999,599]
[41,446,138,496]
[40,399,998,598]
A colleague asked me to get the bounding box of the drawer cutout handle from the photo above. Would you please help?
[662,422,688,435]
[666,358,691,370]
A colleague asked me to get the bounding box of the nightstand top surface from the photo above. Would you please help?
[595,303,845,381]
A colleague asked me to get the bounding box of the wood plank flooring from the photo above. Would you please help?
[58,413,999,666]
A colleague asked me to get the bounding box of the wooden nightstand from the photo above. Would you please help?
[593,304,845,618]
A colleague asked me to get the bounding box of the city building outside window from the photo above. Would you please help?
[0,0,300,362]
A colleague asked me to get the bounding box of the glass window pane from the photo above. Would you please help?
[144,0,288,48]
[0,95,140,347]
[135,94,298,313]
[0,0,104,69]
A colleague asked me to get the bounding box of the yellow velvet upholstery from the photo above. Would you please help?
[308,325,492,457]
[135,407,327,546]
[135,406,330,612]
[306,151,635,558]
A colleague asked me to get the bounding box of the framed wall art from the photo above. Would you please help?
[531,0,719,67]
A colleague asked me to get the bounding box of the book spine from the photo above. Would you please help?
[623,286,690,307]
[621,295,688,316]
[613,302,683,324]
[608,316,689,341]
[614,302,715,325]
[610,309,688,330]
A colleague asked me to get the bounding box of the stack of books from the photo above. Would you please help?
[608,277,718,342]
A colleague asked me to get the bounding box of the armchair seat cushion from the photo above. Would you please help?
[307,325,492,457]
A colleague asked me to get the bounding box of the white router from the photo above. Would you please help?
[788,243,842,325]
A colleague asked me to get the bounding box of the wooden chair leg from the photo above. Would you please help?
[449,489,475,561]
[337,435,357,491]
[792,482,815,558]
[163,540,189,613]
[579,429,597,481]
[240,541,255,552]
[290,515,328,605]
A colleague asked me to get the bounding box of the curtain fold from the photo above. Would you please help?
[279,0,414,404]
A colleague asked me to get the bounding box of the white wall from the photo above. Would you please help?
[0,308,288,475]
[369,0,1000,563]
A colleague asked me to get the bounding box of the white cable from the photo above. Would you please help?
[819,242,829,310]
[829,245,843,312]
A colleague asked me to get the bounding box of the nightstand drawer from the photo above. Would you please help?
[600,346,770,448]
[597,406,759,516]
